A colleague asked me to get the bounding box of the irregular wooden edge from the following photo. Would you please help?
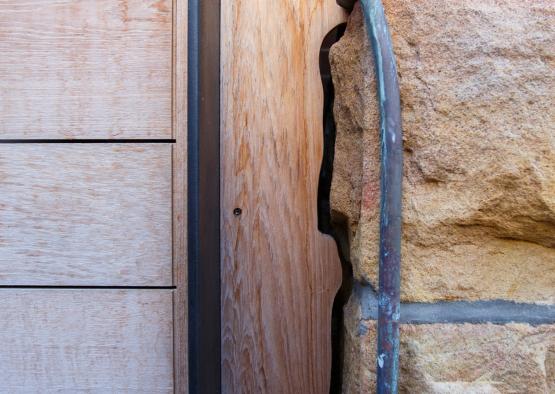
[219,2,345,392]
[305,4,347,391]
[173,0,188,391]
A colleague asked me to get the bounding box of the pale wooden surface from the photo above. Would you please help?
[172,0,188,392]
[0,289,174,393]
[0,0,172,139]
[0,144,172,285]
[221,2,346,393]
[0,0,183,390]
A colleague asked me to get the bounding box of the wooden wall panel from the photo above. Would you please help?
[221,2,346,393]
[172,0,188,391]
[0,289,174,393]
[0,0,186,390]
[0,144,172,285]
[0,0,172,139]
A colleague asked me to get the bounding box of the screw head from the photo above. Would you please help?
[233,208,242,216]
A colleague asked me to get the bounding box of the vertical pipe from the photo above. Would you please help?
[359,0,403,393]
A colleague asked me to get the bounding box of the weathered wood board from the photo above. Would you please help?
[172,0,188,391]
[0,0,187,390]
[0,0,172,139]
[0,144,172,285]
[221,2,346,392]
[0,289,174,393]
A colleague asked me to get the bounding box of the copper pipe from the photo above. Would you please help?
[360,1,403,392]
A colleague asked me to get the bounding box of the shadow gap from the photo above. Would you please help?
[317,22,355,394]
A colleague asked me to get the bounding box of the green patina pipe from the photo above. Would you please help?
[337,0,403,392]
[361,1,402,392]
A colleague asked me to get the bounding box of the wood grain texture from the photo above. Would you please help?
[221,2,346,393]
[0,289,174,393]
[172,0,188,392]
[0,144,172,285]
[0,0,172,139]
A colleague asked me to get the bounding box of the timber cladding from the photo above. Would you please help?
[0,0,186,392]
[0,0,172,139]
[220,1,346,393]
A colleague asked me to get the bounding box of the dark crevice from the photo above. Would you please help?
[336,0,356,12]
[317,23,345,235]
[317,23,354,394]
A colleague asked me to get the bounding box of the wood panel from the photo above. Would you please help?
[0,0,172,139]
[0,144,172,285]
[221,2,346,393]
[0,289,173,392]
[172,0,188,391]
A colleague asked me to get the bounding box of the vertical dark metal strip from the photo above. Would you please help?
[188,0,221,393]
[360,0,403,393]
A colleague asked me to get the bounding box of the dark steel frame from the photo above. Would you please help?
[187,0,221,393]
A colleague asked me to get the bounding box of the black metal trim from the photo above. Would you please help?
[187,0,221,393]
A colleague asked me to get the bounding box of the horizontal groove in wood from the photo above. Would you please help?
[0,143,172,286]
[0,139,177,144]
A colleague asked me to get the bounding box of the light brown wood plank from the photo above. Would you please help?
[0,0,172,139]
[0,289,173,393]
[0,144,172,285]
[221,2,346,393]
[172,0,188,392]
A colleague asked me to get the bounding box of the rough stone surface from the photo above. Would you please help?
[343,298,555,393]
[330,1,555,302]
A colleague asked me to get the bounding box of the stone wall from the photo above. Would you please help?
[329,1,555,391]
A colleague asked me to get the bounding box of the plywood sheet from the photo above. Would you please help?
[0,0,172,139]
[221,2,346,392]
[0,143,172,285]
[0,289,174,393]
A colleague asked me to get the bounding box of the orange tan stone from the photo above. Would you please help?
[330,1,555,303]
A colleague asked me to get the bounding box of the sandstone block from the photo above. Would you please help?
[343,300,555,393]
[330,1,555,302]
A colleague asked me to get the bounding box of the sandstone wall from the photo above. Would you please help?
[329,1,555,392]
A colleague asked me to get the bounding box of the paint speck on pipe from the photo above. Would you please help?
[378,353,385,368]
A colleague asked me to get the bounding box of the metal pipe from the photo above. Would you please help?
[359,1,403,392]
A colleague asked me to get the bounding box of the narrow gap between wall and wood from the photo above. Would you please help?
[317,22,354,394]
